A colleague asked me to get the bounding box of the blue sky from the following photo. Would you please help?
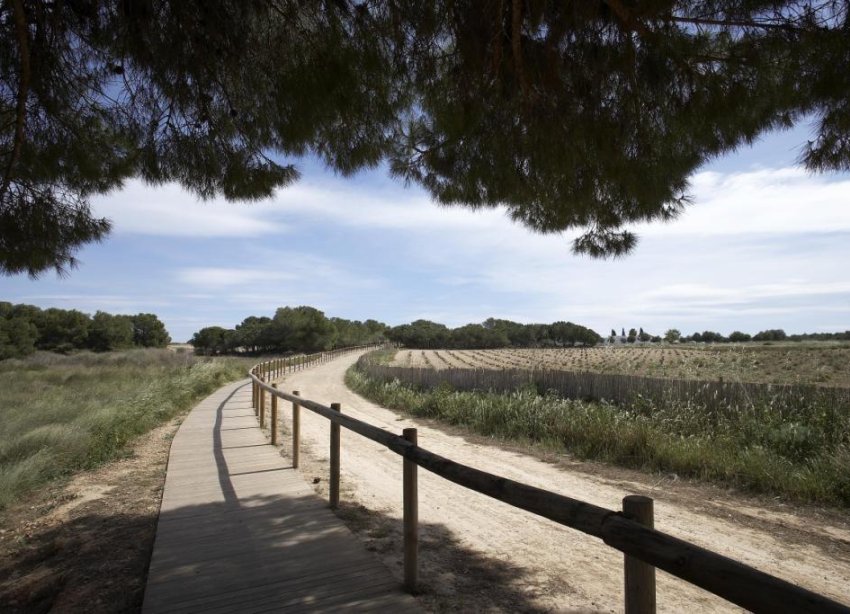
[3,124,850,342]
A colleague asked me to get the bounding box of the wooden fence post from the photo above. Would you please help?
[259,381,266,429]
[403,428,419,593]
[252,378,257,414]
[271,384,279,445]
[330,402,341,509]
[254,369,260,416]
[292,391,301,469]
[623,495,656,614]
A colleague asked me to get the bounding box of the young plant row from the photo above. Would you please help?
[392,346,850,387]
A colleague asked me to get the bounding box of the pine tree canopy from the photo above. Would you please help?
[2,1,849,276]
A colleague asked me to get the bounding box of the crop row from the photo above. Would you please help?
[390,345,850,388]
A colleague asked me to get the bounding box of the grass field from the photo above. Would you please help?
[354,349,850,506]
[391,343,850,386]
[0,349,250,509]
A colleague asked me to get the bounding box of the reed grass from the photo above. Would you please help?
[0,349,250,508]
[347,356,850,507]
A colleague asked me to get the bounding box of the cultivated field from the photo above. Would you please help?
[390,344,850,387]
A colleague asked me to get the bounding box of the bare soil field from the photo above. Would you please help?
[390,344,850,387]
[277,353,850,612]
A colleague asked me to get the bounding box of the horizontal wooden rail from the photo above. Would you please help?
[249,353,849,614]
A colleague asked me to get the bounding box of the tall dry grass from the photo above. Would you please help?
[347,352,850,507]
[0,349,250,508]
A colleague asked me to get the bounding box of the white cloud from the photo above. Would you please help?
[637,281,850,306]
[13,162,850,341]
[176,267,296,288]
[90,174,516,239]
[175,251,383,302]
[639,167,850,236]
[91,181,288,237]
[270,182,512,232]
[88,165,850,243]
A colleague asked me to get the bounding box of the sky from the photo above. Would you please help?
[3,124,850,342]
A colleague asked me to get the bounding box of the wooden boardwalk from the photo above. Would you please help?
[143,379,419,613]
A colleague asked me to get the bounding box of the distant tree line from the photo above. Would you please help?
[191,307,389,355]
[609,327,661,344]
[0,302,170,359]
[191,311,603,354]
[386,318,602,349]
[787,331,850,342]
[616,328,850,344]
[681,329,850,343]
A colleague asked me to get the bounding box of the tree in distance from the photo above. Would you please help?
[2,2,850,276]
[87,311,134,352]
[753,329,788,341]
[0,316,36,359]
[0,302,171,357]
[191,307,388,355]
[728,331,753,342]
[131,313,172,348]
[664,328,682,343]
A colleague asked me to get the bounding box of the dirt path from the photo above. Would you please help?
[279,353,850,613]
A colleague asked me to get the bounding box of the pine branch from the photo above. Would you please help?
[490,0,504,76]
[666,14,812,32]
[1,0,31,200]
[511,0,529,97]
[604,0,651,37]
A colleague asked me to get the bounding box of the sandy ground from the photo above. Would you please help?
[0,414,184,612]
[275,352,850,613]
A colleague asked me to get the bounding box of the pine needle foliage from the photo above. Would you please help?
[2,1,849,274]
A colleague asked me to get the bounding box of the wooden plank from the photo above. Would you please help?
[158,566,398,614]
[143,379,419,614]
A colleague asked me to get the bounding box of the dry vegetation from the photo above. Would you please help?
[390,343,850,387]
[0,349,253,612]
[363,345,850,506]
[0,350,249,509]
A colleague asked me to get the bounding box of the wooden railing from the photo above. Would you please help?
[248,351,849,614]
